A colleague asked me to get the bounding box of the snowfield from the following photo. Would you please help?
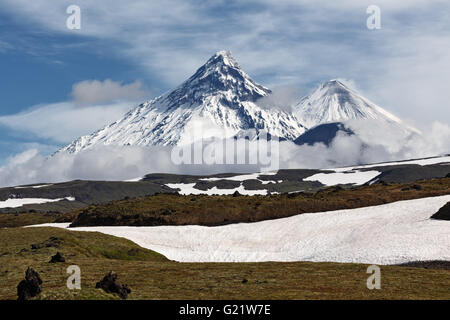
[301,155,450,186]
[33,195,450,265]
[167,171,280,195]
[0,196,75,208]
[165,183,268,195]
[303,170,381,186]
[199,171,277,182]
[14,184,54,189]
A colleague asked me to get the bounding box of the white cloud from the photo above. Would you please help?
[256,87,300,112]
[0,0,449,181]
[0,0,450,123]
[0,121,448,187]
[0,101,132,143]
[2,0,448,126]
[71,79,149,105]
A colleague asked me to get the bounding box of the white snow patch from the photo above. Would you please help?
[303,170,381,186]
[124,177,143,182]
[166,183,267,195]
[199,171,280,187]
[200,171,277,182]
[14,184,53,189]
[31,195,450,265]
[0,197,75,208]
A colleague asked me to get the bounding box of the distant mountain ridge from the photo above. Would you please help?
[59,51,414,153]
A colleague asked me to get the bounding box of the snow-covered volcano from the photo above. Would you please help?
[59,54,417,154]
[293,80,406,129]
[61,51,306,153]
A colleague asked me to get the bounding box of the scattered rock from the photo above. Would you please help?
[446,173,450,178]
[412,184,422,190]
[430,201,450,221]
[45,237,61,248]
[232,191,241,197]
[96,271,131,299]
[401,187,410,191]
[49,252,65,263]
[31,237,61,251]
[17,268,42,300]
[242,279,248,284]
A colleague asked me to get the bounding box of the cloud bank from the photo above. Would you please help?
[0,121,448,187]
[256,87,300,112]
[2,0,450,125]
[0,101,133,143]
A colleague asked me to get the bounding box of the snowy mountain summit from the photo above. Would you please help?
[61,51,306,153]
[60,52,413,154]
[293,79,405,129]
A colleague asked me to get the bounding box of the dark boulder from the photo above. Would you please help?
[430,201,450,220]
[232,191,241,197]
[31,237,61,251]
[96,271,131,299]
[49,252,65,263]
[17,268,42,300]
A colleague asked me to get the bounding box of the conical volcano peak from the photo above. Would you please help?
[195,50,243,78]
[59,51,305,152]
[206,50,240,68]
[315,79,357,103]
[294,79,405,129]
[180,50,270,101]
[320,79,353,92]
[325,79,346,85]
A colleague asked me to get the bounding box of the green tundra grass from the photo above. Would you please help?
[0,227,449,300]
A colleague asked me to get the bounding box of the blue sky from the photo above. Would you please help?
[1,0,449,165]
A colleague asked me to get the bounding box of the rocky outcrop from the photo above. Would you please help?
[49,252,65,263]
[430,201,450,220]
[17,268,42,300]
[96,271,131,299]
